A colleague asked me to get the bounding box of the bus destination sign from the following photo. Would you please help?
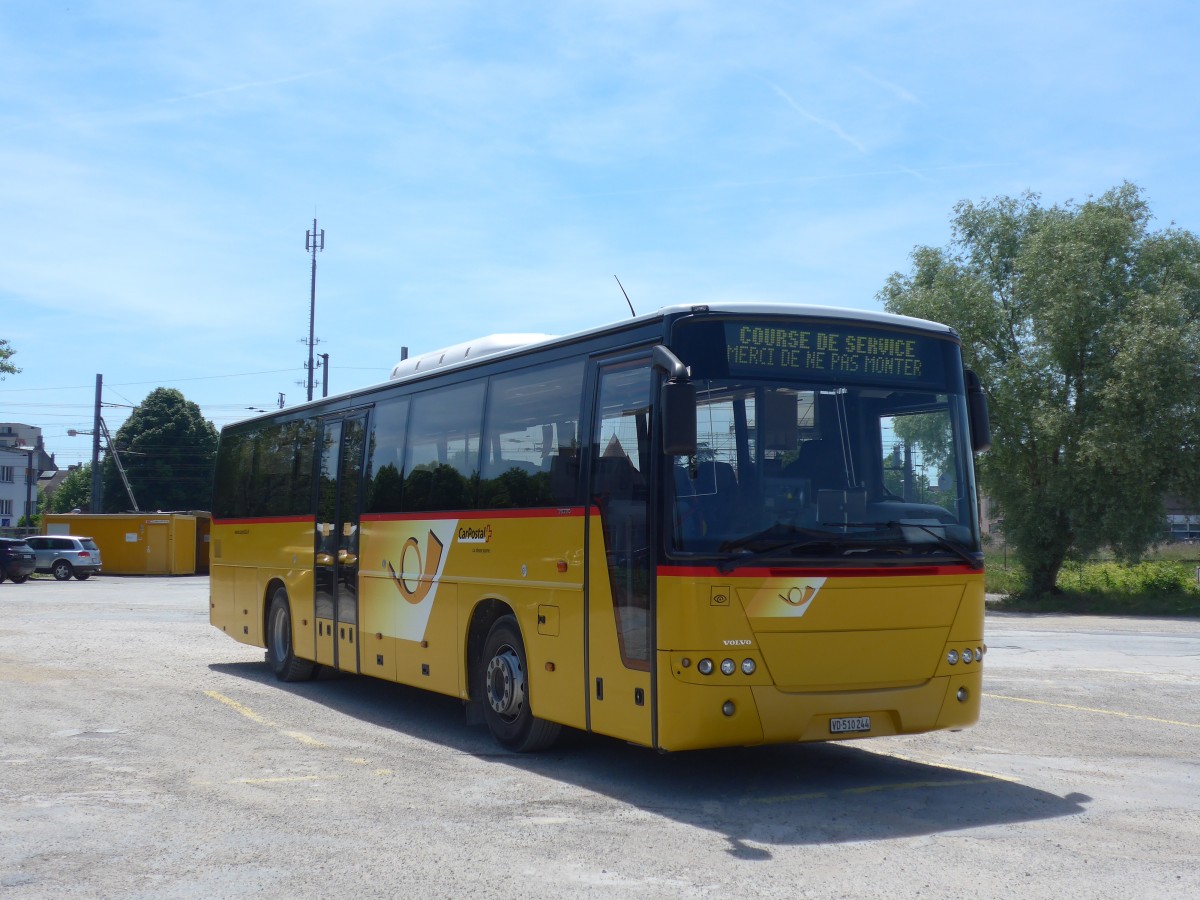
[722,321,946,385]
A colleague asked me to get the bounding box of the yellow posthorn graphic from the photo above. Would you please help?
[386,530,444,605]
[744,578,826,618]
[781,585,819,607]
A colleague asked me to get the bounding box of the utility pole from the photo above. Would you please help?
[305,219,325,402]
[24,446,34,527]
[320,353,329,398]
[90,374,103,513]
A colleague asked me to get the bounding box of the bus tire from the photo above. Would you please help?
[479,615,561,752]
[266,587,317,682]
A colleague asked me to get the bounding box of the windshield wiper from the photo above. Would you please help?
[822,520,983,570]
[717,524,913,573]
[719,524,831,553]
[716,538,842,574]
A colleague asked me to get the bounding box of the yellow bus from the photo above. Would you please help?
[210,303,991,752]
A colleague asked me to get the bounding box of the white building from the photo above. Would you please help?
[0,445,36,527]
[0,424,59,529]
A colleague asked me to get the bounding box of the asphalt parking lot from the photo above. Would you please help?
[2,576,1197,898]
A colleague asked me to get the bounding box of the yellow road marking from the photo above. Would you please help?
[205,690,273,726]
[752,777,988,805]
[984,692,1200,729]
[1073,667,1200,682]
[201,693,410,786]
[281,730,326,748]
[844,778,988,795]
[204,690,327,747]
[751,744,1026,805]
[872,749,1021,784]
[753,777,1008,811]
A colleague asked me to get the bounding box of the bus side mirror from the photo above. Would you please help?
[651,345,697,456]
[965,369,991,453]
[661,379,697,457]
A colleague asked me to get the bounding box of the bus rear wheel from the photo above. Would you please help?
[479,615,560,752]
[266,587,317,682]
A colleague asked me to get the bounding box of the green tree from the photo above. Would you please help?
[879,183,1200,597]
[102,388,219,512]
[0,338,19,378]
[48,464,92,513]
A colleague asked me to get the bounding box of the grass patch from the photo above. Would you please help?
[985,553,1200,617]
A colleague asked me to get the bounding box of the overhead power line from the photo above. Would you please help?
[0,368,301,393]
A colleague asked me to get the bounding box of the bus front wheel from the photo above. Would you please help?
[479,615,561,752]
[266,587,317,682]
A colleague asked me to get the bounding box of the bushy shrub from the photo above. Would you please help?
[1063,560,1198,596]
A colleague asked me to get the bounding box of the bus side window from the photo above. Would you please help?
[479,359,585,509]
[402,382,486,512]
[364,397,409,514]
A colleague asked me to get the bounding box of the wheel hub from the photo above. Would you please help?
[486,647,526,719]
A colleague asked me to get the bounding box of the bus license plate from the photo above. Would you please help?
[830,716,871,734]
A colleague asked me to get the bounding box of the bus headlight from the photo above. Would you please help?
[947,650,960,665]
[962,648,974,664]
[720,658,736,676]
[697,658,714,675]
[741,658,756,675]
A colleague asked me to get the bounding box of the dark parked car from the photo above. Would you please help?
[0,537,37,583]
[25,535,103,581]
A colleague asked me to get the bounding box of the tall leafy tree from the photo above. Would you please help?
[880,183,1200,596]
[47,464,91,513]
[0,338,19,378]
[102,388,219,512]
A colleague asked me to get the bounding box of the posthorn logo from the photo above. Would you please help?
[777,581,824,617]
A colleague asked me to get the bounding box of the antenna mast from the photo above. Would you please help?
[614,275,636,317]
[305,219,325,402]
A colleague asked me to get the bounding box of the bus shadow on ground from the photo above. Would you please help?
[213,661,1087,851]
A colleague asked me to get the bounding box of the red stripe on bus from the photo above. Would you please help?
[212,515,311,526]
[658,564,981,578]
[360,507,586,523]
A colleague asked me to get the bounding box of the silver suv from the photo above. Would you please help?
[26,535,103,581]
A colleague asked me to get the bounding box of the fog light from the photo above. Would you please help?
[698,658,714,675]
[722,701,736,717]
[956,687,969,702]
[962,648,974,664]
[947,650,959,665]
[720,658,736,676]
[741,658,756,675]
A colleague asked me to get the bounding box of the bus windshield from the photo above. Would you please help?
[668,317,980,568]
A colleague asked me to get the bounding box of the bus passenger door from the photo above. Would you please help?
[586,359,655,747]
[314,412,368,673]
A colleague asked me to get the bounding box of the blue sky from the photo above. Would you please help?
[2,1,1198,469]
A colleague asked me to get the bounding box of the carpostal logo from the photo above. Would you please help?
[456,524,493,544]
